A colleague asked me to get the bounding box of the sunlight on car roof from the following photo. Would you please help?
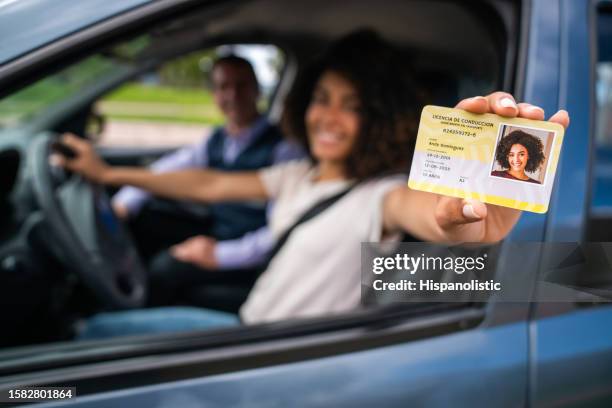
[0,0,20,9]
[0,0,153,64]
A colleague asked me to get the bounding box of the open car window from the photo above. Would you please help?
[93,44,285,149]
[0,0,517,376]
[0,35,150,131]
[0,56,122,130]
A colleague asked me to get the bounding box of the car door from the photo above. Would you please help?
[0,302,529,408]
[530,1,612,406]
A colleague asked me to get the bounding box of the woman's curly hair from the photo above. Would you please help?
[495,130,545,173]
[282,30,422,181]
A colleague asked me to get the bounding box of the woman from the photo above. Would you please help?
[57,31,569,337]
[491,129,546,183]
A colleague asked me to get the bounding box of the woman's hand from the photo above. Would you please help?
[52,134,268,203]
[435,92,570,241]
[384,92,570,243]
[53,133,111,183]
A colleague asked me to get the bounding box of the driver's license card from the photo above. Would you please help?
[408,105,565,213]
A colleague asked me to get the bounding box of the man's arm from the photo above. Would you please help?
[170,140,303,270]
[207,140,303,268]
[214,226,275,270]
[169,226,274,270]
[272,139,306,164]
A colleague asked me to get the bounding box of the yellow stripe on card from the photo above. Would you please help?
[407,180,548,213]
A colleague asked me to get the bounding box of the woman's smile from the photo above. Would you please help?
[508,143,529,173]
[306,71,361,165]
[314,130,347,147]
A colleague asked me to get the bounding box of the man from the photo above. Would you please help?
[112,55,303,305]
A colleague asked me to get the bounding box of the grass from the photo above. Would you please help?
[0,80,224,127]
[102,113,223,125]
[103,83,215,105]
[100,83,223,124]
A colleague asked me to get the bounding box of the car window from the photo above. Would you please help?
[0,0,511,359]
[0,56,119,129]
[0,35,149,131]
[94,44,285,149]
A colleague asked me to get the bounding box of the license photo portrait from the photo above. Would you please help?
[490,124,556,185]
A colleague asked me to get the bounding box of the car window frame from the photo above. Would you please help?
[0,303,485,392]
[90,41,290,152]
[0,0,525,384]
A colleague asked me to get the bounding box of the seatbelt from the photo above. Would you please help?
[262,185,355,269]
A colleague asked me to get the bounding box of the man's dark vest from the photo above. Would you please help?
[206,122,282,240]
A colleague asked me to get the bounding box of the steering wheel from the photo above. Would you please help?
[28,133,146,309]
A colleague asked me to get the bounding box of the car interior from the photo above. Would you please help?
[0,0,516,351]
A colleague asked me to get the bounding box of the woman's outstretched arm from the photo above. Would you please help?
[56,133,268,202]
[383,92,570,243]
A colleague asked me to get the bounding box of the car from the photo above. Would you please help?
[0,0,611,407]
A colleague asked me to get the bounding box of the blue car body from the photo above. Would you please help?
[0,0,610,407]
